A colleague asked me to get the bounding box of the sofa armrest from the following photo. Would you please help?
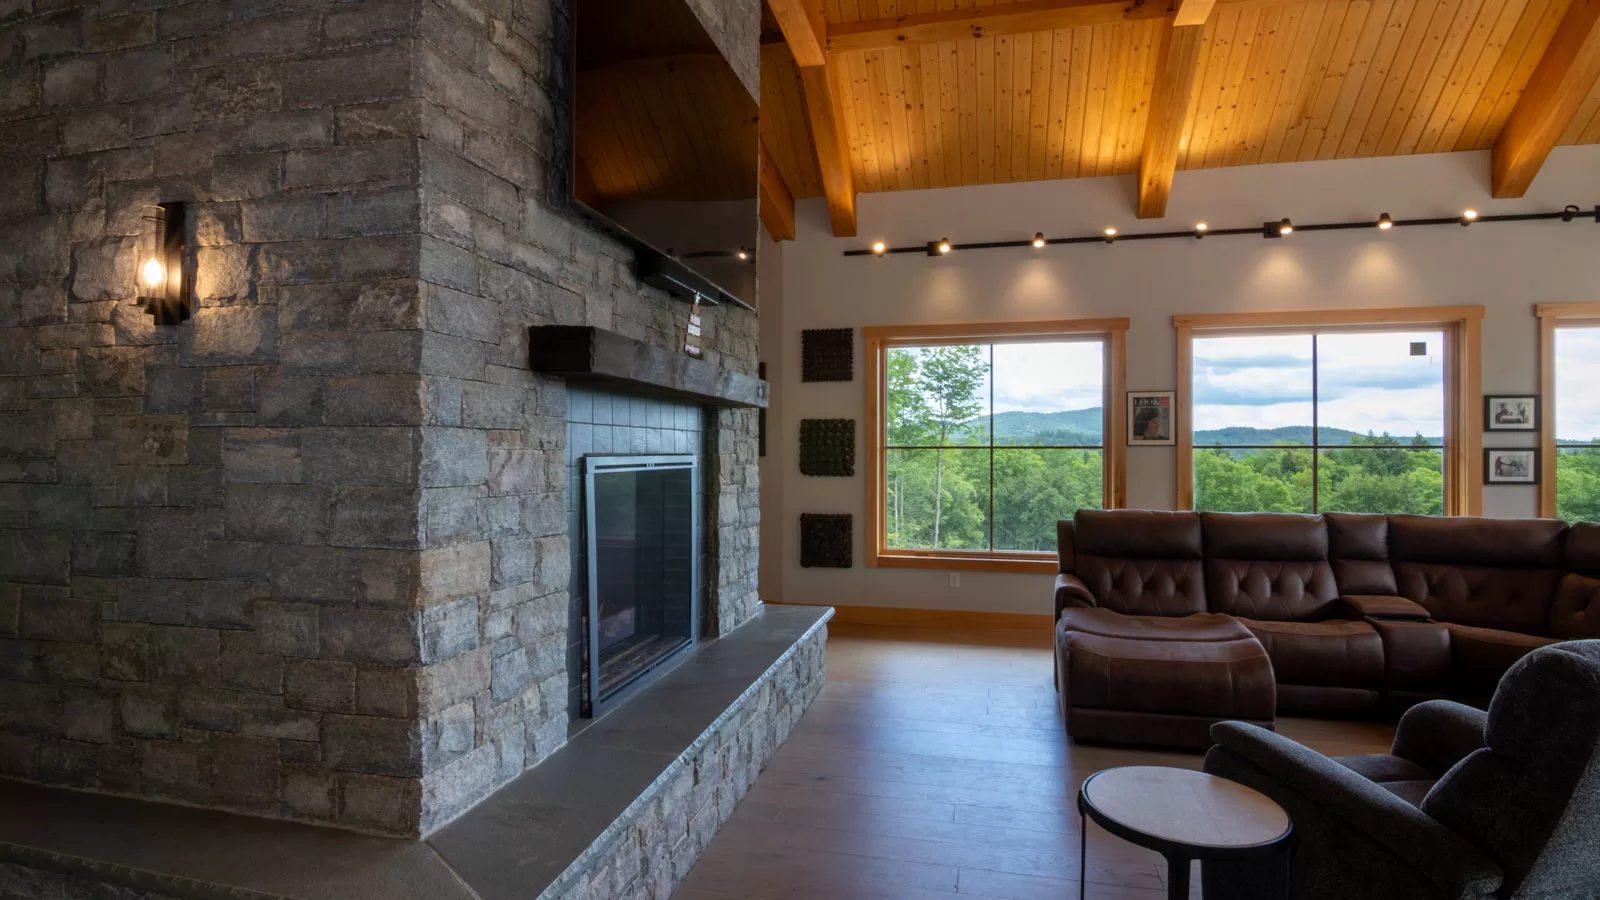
[1340,594,1432,621]
[1391,699,1487,777]
[1207,722,1502,899]
[1054,573,1096,619]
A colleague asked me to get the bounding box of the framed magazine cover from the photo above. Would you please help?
[1128,391,1176,446]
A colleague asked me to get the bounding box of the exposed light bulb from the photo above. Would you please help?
[1103,227,1117,237]
[1032,232,1045,248]
[1194,222,1207,239]
[736,248,749,261]
[1278,218,1293,235]
[937,239,951,254]
[871,241,887,255]
[1460,208,1478,226]
[1377,213,1393,230]
[142,257,165,288]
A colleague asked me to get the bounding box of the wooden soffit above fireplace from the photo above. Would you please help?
[528,326,768,408]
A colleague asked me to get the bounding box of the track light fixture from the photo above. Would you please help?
[736,248,749,261]
[844,203,1599,258]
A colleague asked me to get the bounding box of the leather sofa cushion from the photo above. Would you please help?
[1445,623,1559,694]
[1368,618,1452,693]
[1201,512,1328,560]
[1057,520,1077,572]
[1566,522,1600,575]
[1550,573,1600,639]
[1058,608,1249,642]
[1056,628,1275,719]
[1076,556,1206,617]
[1389,514,1567,568]
[1074,509,1202,558]
[1394,563,1561,635]
[1326,512,1389,560]
[1237,617,1385,689]
[1207,559,1339,621]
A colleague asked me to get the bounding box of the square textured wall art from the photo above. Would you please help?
[802,328,853,382]
[799,418,855,476]
[800,514,852,568]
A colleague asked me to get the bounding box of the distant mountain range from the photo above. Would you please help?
[956,408,1437,446]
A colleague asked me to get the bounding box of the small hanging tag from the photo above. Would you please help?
[684,298,703,357]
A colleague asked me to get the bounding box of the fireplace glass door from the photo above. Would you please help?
[582,454,698,714]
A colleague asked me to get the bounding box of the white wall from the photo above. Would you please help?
[768,146,1600,615]
[756,231,785,602]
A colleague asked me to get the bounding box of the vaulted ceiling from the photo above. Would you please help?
[757,0,1600,239]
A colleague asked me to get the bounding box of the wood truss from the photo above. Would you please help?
[763,0,1600,237]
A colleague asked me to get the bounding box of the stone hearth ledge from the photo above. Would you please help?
[0,606,832,900]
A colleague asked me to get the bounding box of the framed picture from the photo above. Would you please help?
[1485,395,1539,431]
[1128,391,1176,446]
[1484,448,1540,484]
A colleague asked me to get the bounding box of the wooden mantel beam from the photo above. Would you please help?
[759,140,796,242]
[1137,17,1207,218]
[1492,0,1600,198]
[826,0,1169,54]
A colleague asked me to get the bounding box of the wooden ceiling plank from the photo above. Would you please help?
[916,44,946,187]
[1012,32,1036,179]
[868,49,913,191]
[995,34,1017,182]
[1240,1,1308,165]
[1081,24,1114,176]
[1310,0,1390,159]
[1456,0,1556,149]
[977,33,999,182]
[900,47,934,189]
[799,62,860,235]
[959,37,982,182]
[1351,0,1437,158]
[759,140,798,241]
[939,41,965,186]
[1028,29,1056,180]
[1559,77,1600,142]
[1494,0,1600,196]
[1200,8,1262,169]
[1414,0,1503,155]
[1280,1,1353,162]
[1220,4,1283,167]
[825,0,1171,55]
[1435,0,1533,153]
[1103,21,1136,174]
[1377,0,1475,158]
[1293,0,1370,162]
[1259,0,1328,163]
[1177,10,1228,170]
[1333,0,1416,157]
[772,0,829,67]
[1190,7,1250,169]
[1579,87,1600,140]
[1058,27,1091,177]
[1122,19,1163,173]
[1138,18,1207,217]
[887,47,923,190]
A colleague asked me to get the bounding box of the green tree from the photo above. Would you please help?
[914,346,988,546]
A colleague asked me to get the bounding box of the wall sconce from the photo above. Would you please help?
[139,203,193,325]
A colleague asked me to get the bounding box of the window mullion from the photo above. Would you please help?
[1312,333,1320,513]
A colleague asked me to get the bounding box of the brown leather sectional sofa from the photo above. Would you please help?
[1053,509,1600,749]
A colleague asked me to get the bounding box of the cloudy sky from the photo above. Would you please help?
[1557,327,1600,442]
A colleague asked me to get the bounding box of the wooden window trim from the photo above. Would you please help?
[864,318,1129,574]
[1536,302,1600,518]
[1175,306,1485,516]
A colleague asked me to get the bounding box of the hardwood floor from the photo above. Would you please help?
[674,622,1396,900]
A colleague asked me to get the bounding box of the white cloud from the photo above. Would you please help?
[1557,327,1600,442]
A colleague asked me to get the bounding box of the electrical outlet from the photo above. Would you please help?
[949,573,960,588]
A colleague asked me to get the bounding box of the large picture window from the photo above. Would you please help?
[866,320,1128,573]
[1177,308,1483,516]
[1539,304,1600,522]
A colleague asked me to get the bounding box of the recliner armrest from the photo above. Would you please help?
[1340,594,1431,621]
[1206,722,1503,899]
[1054,573,1095,619]
[1391,699,1487,777]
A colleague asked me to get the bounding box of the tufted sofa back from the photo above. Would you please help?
[1551,523,1600,639]
[1200,512,1339,621]
[1071,510,1206,616]
[1388,515,1567,636]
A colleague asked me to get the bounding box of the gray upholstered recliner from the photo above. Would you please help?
[1201,640,1600,900]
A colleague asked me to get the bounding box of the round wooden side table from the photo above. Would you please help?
[1077,765,1293,900]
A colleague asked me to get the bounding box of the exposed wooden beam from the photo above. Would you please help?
[825,0,1169,54]
[759,140,796,242]
[1172,0,1217,27]
[1492,0,1600,198]
[1138,20,1206,218]
[798,64,857,236]
[768,0,828,68]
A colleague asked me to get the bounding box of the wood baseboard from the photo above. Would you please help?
[769,602,1052,632]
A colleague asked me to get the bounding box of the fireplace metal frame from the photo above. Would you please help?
[581,453,700,718]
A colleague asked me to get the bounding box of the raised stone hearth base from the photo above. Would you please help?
[0,608,829,900]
